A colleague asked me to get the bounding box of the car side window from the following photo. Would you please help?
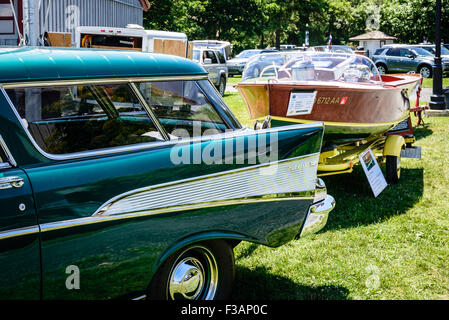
[205,50,218,64]
[386,48,400,56]
[399,49,412,57]
[136,80,228,138]
[374,48,384,56]
[5,83,163,155]
[217,51,226,64]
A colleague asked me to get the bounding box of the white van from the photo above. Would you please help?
[75,25,192,59]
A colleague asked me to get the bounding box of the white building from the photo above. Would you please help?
[0,0,150,46]
[349,30,397,58]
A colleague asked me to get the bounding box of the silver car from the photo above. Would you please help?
[193,48,228,96]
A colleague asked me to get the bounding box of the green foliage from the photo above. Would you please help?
[380,0,449,44]
[143,1,448,55]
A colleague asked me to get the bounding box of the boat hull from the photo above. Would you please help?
[237,82,410,145]
[380,73,422,97]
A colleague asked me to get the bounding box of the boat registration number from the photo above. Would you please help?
[287,91,317,116]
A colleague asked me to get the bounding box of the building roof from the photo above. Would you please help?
[349,31,397,41]
[0,47,206,83]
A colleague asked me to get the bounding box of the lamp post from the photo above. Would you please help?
[429,0,446,110]
[305,24,309,47]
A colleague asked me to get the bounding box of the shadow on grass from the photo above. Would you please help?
[321,167,424,232]
[413,125,433,141]
[235,243,259,260]
[232,265,350,300]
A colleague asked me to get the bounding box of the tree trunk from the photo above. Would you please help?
[275,28,281,50]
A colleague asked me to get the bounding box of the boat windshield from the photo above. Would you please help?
[242,52,382,85]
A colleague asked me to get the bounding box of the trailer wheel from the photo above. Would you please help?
[147,240,235,300]
[386,155,401,184]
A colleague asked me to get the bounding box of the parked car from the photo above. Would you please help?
[372,44,449,78]
[192,47,228,96]
[413,43,449,59]
[0,47,334,300]
[242,52,289,80]
[226,49,278,76]
[308,45,354,54]
[280,44,298,51]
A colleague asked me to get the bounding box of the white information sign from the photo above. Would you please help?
[359,148,388,198]
[286,91,317,116]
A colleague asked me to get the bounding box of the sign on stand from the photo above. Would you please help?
[359,148,387,197]
[286,90,317,116]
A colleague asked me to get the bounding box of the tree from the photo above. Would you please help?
[142,0,449,55]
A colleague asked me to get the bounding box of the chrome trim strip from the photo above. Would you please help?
[0,85,324,161]
[129,82,170,141]
[2,154,320,235]
[0,226,40,240]
[1,75,210,89]
[40,194,314,234]
[94,153,320,217]
[0,134,17,167]
[0,194,318,240]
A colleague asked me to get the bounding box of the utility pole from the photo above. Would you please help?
[429,0,446,110]
[22,0,38,46]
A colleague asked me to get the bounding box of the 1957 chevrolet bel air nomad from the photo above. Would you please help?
[0,47,335,300]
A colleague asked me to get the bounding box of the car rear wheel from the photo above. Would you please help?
[386,155,401,184]
[418,65,432,78]
[218,77,226,96]
[147,240,235,300]
[376,64,387,75]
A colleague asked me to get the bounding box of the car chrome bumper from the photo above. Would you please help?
[299,180,335,237]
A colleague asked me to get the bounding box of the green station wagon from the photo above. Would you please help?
[0,47,335,300]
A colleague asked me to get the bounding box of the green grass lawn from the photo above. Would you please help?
[223,86,449,300]
[420,77,449,89]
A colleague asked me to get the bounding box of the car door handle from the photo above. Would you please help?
[0,176,24,189]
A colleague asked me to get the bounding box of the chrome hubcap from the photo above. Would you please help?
[377,66,385,74]
[169,257,204,299]
[167,246,218,300]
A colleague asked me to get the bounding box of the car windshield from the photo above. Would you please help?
[242,51,382,85]
[418,46,449,55]
[236,50,261,59]
[412,48,434,56]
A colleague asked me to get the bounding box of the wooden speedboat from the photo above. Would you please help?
[237,52,420,145]
[380,73,422,97]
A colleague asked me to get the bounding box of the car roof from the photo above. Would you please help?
[0,47,207,83]
[193,47,220,52]
[383,44,433,48]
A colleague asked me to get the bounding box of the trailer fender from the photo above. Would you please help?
[383,135,405,157]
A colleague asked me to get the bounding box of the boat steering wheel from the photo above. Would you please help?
[259,65,292,80]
